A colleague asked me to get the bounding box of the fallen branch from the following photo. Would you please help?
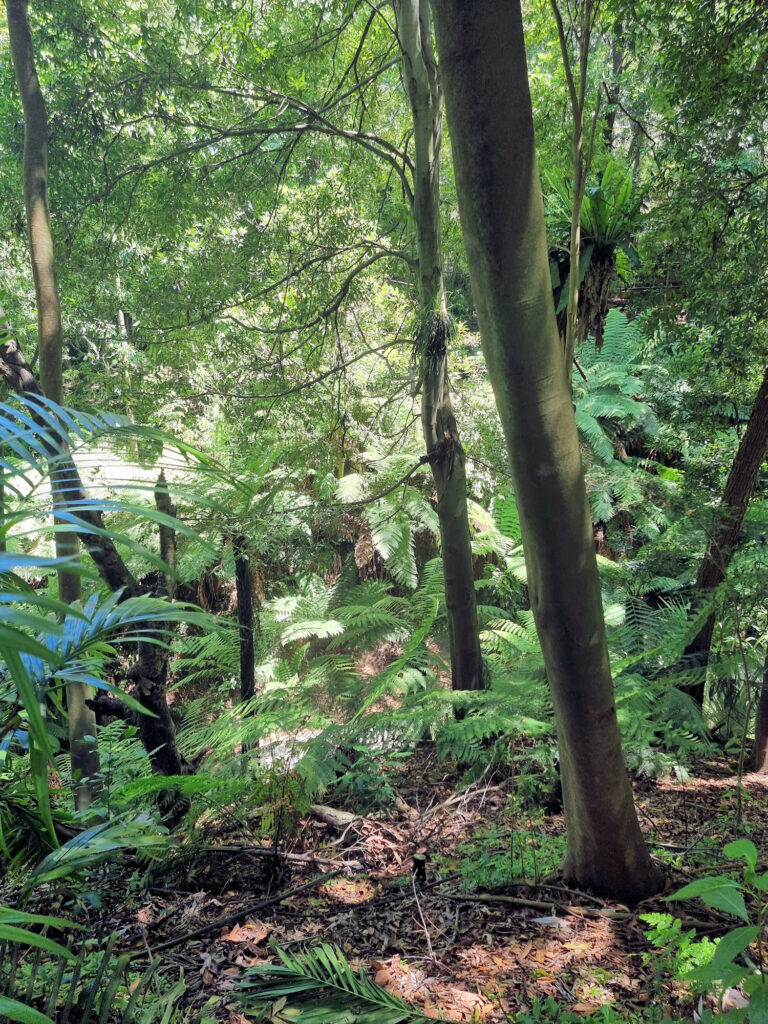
[194,843,361,869]
[444,891,720,931]
[309,804,360,828]
[129,868,343,960]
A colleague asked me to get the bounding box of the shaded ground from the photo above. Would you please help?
[22,753,768,1021]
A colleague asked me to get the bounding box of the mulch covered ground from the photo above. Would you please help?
[23,752,768,1022]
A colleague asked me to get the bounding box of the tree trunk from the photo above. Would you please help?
[550,0,595,383]
[234,534,257,702]
[7,0,99,811]
[0,302,189,800]
[130,643,180,780]
[752,641,768,773]
[684,364,768,705]
[395,0,484,690]
[431,0,662,902]
[603,26,625,152]
[154,470,178,600]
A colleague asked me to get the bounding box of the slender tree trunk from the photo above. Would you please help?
[234,534,257,702]
[130,472,189,823]
[752,640,768,773]
[550,0,600,382]
[0,300,189,799]
[396,0,484,690]
[603,26,624,152]
[431,0,662,901]
[154,470,178,601]
[116,275,140,460]
[684,364,768,705]
[7,0,99,810]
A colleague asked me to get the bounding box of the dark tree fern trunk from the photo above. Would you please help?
[395,0,484,690]
[234,534,257,702]
[684,364,768,706]
[431,0,662,901]
[752,640,768,773]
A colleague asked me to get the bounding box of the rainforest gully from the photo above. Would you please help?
[1,1,768,1021]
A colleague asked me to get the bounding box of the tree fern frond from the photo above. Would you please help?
[281,619,345,643]
[490,494,520,541]
[575,410,614,463]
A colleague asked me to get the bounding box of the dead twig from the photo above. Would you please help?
[192,843,360,869]
[411,874,435,962]
[128,869,344,960]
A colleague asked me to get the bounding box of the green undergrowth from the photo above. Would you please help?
[451,821,568,890]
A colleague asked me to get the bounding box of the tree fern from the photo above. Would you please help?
[491,493,522,542]
[172,624,240,689]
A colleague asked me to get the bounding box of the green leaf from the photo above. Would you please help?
[668,877,750,921]
[0,908,76,930]
[710,926,759,970]
[0,925,73,960]
[742,980,768,1022]
[0,998,55,1024]
[725,839,758,871]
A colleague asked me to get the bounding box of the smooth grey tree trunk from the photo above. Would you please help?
[395,0,484,691]
[431,0,662,901]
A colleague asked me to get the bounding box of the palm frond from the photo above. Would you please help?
[238,943,450,1024]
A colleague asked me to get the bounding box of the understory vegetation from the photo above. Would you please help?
[2,0,768,1021]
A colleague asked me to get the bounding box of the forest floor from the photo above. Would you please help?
[32,751,768,1022]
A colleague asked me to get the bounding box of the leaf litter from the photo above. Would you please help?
[15,751,768,1023]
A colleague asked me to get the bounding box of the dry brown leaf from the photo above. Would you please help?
[221,921,270,945]
[354,532,375,568]
[571,1003,602,1015]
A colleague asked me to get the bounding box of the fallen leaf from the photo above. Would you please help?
[221,921,270,945]
[571,1003,601,1015]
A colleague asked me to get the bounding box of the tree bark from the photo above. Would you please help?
[139,471,188,801]
[752,641,768,773]
[0,299,188,800]
[234,534,257,702]
[154,470,178,601]
[431,0,662,902]
[395,0,484,691]
[7,0,99,811]
[603,26,625,152]
[550,0,597,382]
[684,364,768,705]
